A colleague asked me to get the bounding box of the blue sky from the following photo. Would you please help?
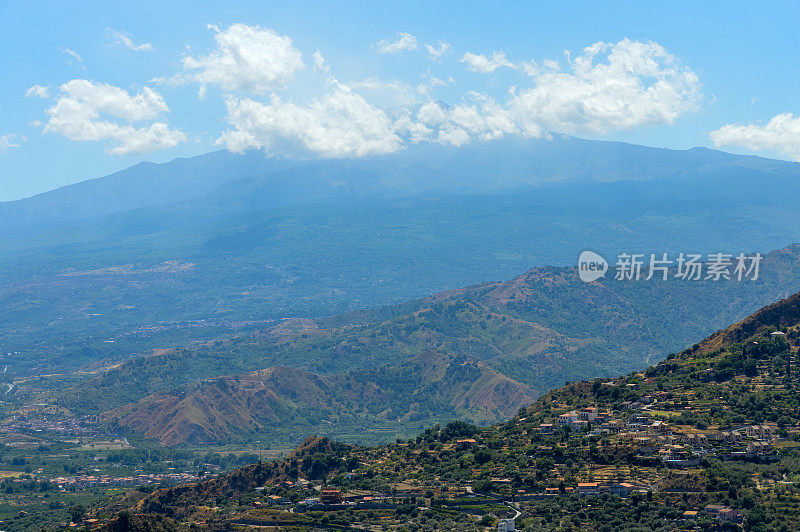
[2,0,800,201]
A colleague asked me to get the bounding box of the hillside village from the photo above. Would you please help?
[552,396,780,466]
[3,279,800,531]
[8,5,800,530]
[4,294,800,530]
[225,392,784,528]
[84,309,800,531]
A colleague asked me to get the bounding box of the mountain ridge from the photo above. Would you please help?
[99,352,537,446]
[5,136,800,378]
[4,135,799,236]
[107,287,800,530]
[0,150,296,233]
[48,244,800,443]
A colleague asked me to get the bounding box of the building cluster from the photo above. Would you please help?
[538,482,636,498]
[4,414,98,435]
[701,504,743,523]
[543,405,780,466]
[49,472,199,489]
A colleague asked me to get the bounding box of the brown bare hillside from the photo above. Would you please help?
[62,245,800,436]
[102,353,537,446]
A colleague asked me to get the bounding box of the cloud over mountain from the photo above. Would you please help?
[710,112,800,161]
[507,39,700,136]
[396,39,700,147]
[217,80,402,157]
[43,80,186,155]
[215,38,700,157]
[26,26,702,161]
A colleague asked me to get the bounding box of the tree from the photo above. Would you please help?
[69,504,86,524]
[474,449,492,465]
[114,511,131,531]
[744,359,758,377]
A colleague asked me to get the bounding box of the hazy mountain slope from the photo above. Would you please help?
[4,191,800,379]
[0,150,294,234]
[4,137,800,377]
[5,135,796,235]
[101,352,537,446]
[53,245,800,422]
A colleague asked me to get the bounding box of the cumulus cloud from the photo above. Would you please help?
[217,81,402,157]
[0,133,26,152]
[461,51,515,73]
[402,96,515,146]
[377,32,418,54]
[43,79,186,155]
[108,29,154,52]
[396,39,699,146]
[425,41,450,59]
[710,113,800,161]
[505,39,700,136]
[181,23,304,93]
[25,85,50,98]
[211,38,698,158]
[522,59,560,77]
[191,35,695,158]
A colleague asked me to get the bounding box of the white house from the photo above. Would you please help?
[498,518,516,532]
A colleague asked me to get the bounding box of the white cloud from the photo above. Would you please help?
[543,59,560,71]
[377,32,418,54]
[0,133,26,152]
[217,81,402,158]
[208,37,698,158]
[108,29,154,52]
[62,47,82,63]
[461,51,515,73]
[43,79,186,155]
[313,49,329,72]
[182,23,304,93]
[710,113,800,161]
[396,39,699,146]
[392,97,515,147]
[425,41,450,59]
[508,39,699,136]
[392,112,434,144]
[436,96,515,146]
[522,59,560,77]
[25,85,50,98]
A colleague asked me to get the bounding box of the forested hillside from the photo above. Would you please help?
[92,289,800,530]
[49,245,800,425]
